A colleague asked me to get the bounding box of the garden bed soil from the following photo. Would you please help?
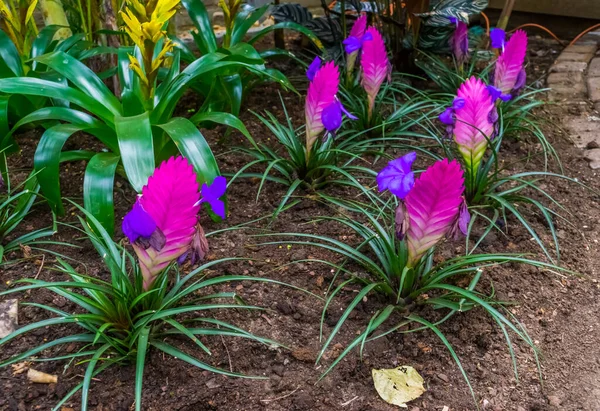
[1,36,600,411]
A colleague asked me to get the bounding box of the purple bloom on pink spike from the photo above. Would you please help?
[200,176,227,219]
[377,152,416,199]
[123,201,158,244]
[343,31,373,54]
[486,85,511,102]
[130,156,202,289]
[490,28,506,49]
[322,99,357,134]
[439,107,455,125]
[453,77,495,174]
[361,26,389,118]
[306,56,322,81]
[305,61,340,152]
[494,30,528,95]
[451,21,469,64]
[405,159,465,266]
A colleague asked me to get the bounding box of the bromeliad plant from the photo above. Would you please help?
[0,0,257,235]
[260,153,563,402]
[180,0,322,116]
[235,57,383,216]
[0,157,282,410]
[438,73,572,261]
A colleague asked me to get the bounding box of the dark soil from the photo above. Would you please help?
[1,32,600,411]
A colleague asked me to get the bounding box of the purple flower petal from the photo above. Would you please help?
[343,36,362,54]
[439,107,455,125]
[458,199,470,235]
[486,85,503,102]
[452,97,465,110]
[340,101,358,120]
[322,101,343,132]
[376,152,417,199]
[512,68,527,93]
[490,28,506,49]
[362,32,373,42]
[200,176,227,219]
[306,56,322,81]
[122,201,157,243]
[448,16,458,25]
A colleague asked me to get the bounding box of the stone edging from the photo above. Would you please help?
[547,30,600,168]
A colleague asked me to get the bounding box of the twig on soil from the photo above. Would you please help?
[260,386,300,403]
[219,332,233,373]
[34,255,45,280]
[341,396,359,406]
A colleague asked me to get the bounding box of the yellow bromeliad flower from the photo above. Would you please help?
[121,0,179,101]
[0,0,39,58]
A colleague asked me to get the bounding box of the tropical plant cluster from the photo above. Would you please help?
[0,0,578,409]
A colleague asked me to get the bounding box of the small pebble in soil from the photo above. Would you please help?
[547,395,562,406]
[436,373,449,383]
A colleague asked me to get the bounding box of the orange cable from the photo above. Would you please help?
[568,23,600,46]
[481,11,490,36]
[508,23,565,46]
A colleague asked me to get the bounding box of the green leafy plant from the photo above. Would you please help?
[0,161,57,263]
[0,0,259,234]
[436,73,578,262]
[0,161,287,410]
[180,0,323,116]
[258,154,566,403]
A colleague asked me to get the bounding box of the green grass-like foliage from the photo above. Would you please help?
[234,95,383,218]
[0,203,283,410]
[435,96,579,262]
[258,198,567,403]
[0,161,57,263]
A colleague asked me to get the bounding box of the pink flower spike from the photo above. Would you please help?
[305,61,340,154]
[493,29,527,95]
[451,21,469,65]
[132,156,201,289]
[349,14,367,39]
[453,77,495,175]
[361,26,389,119]
[405,159,465,267]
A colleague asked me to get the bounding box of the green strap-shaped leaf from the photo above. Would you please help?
[189,111,253,140]
[181,0,217,54]
[30,25,62,65]
[0,30,23,77]
[115,112,155,192]
[231,4,270,45]
[0,77,116,125]
[34,124,86,215]
[35,51,122,116]
[221,74,243,117]
[157,117,220,185]
[248,21,325,51]
[83,153,120,235]
[8,107,119,152]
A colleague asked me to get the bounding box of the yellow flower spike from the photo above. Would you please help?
[140,21,164,44]
[121,9,144,49]
[151,40,173,72]
[128,55,149,86]
[152,0,179,21]
[129,0,148,21]
[25,0,39,26]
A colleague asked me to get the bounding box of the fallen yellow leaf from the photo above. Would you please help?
[372,366,426,408]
